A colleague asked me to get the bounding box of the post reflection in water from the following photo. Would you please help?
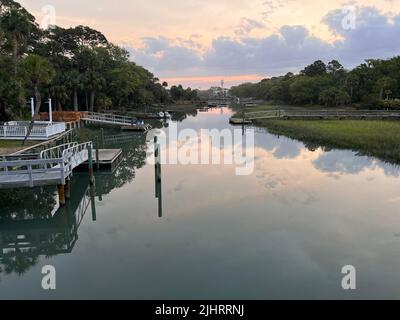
[2,108,400,299]
[154,136,163,218]
[0,126,150,279]
[90,183,97,222]
[0,177,97,276]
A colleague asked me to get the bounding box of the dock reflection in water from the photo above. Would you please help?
[0,177,96,276]
[4,108,400,299]
[0,130,155,277]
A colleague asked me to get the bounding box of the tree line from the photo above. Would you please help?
[230,58,400,109]
[0,0,198,122]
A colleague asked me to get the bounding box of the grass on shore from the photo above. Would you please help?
[256,119,400,164]
[0,140,37,155]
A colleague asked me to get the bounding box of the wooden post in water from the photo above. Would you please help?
[65,178,71,200]
[90,183,97,221]
[156,160,162,218]
[154,136,162,218]
[154,136,158,195]
[95,136,100,170]
[88,144,94,185]
[58,184,66,206]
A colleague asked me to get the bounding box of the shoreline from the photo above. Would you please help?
[254,119,400,164]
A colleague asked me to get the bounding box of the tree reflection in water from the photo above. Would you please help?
[0,177,95,279]
[0,125,155,279]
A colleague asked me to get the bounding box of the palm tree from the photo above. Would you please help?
[0,6,38,76]
[49,84,69,111]
[64,69,82,111]
[19,55,54,143]
[376,77,397,100]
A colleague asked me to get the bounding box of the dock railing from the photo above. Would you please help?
[82,112,134,126]
[0,122,66,140]
[0,141,93,189]
[0,158,67,188]
[243,109,400,120]
[40,142,79,160]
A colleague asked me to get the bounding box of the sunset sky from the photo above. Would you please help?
[19,0,400,89]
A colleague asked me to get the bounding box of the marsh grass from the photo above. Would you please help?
[257,119,400,163]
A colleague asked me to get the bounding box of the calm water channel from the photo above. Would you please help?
[1,107,400,299]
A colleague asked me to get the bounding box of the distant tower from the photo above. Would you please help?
[221,80,225,97]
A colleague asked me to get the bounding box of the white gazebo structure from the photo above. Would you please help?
[0,98,66,141]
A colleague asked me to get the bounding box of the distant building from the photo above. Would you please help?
[210,86,229,98]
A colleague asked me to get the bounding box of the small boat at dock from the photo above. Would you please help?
[137,112,171,120]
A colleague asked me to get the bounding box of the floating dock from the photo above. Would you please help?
[121,124,152,132]
[229,118,253,125]
[78,149,123,173]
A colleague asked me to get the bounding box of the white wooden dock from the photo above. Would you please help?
[0,121,66,141]
[81,112,135,126]
[0,142,92,189]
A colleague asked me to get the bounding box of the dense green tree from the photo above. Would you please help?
[289,76,331,105]
[319,87,350,107]
[19,54,54,142]
[344,73,360,102]
[327,60,344,76]
[270,80,291,103]
[0,2,39,75]
[301,60,327,77]
[0,0,194,121]
[375,76,398,100]
[230,57,400,109]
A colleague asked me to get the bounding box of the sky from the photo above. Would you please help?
[19,0,400,89]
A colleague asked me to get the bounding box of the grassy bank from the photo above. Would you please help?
[256,119,400,163]
[0,140,37,155]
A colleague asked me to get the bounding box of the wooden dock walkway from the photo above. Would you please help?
[81,112,135,126]
[231,110,400,123]
[0,142,92,189]
[77,149,123,173]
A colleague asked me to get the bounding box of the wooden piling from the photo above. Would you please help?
[65,178,71,200]
[95,137,100,170]
[90,183,97,221]
[154,139,163,218]
[58,184,66,206]
[88,144,94,184]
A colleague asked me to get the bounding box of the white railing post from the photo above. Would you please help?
[60,158,66,185]
[31,98,35,118]
[49,98,53,123]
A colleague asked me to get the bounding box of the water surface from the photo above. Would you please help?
[1,108,400,299]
